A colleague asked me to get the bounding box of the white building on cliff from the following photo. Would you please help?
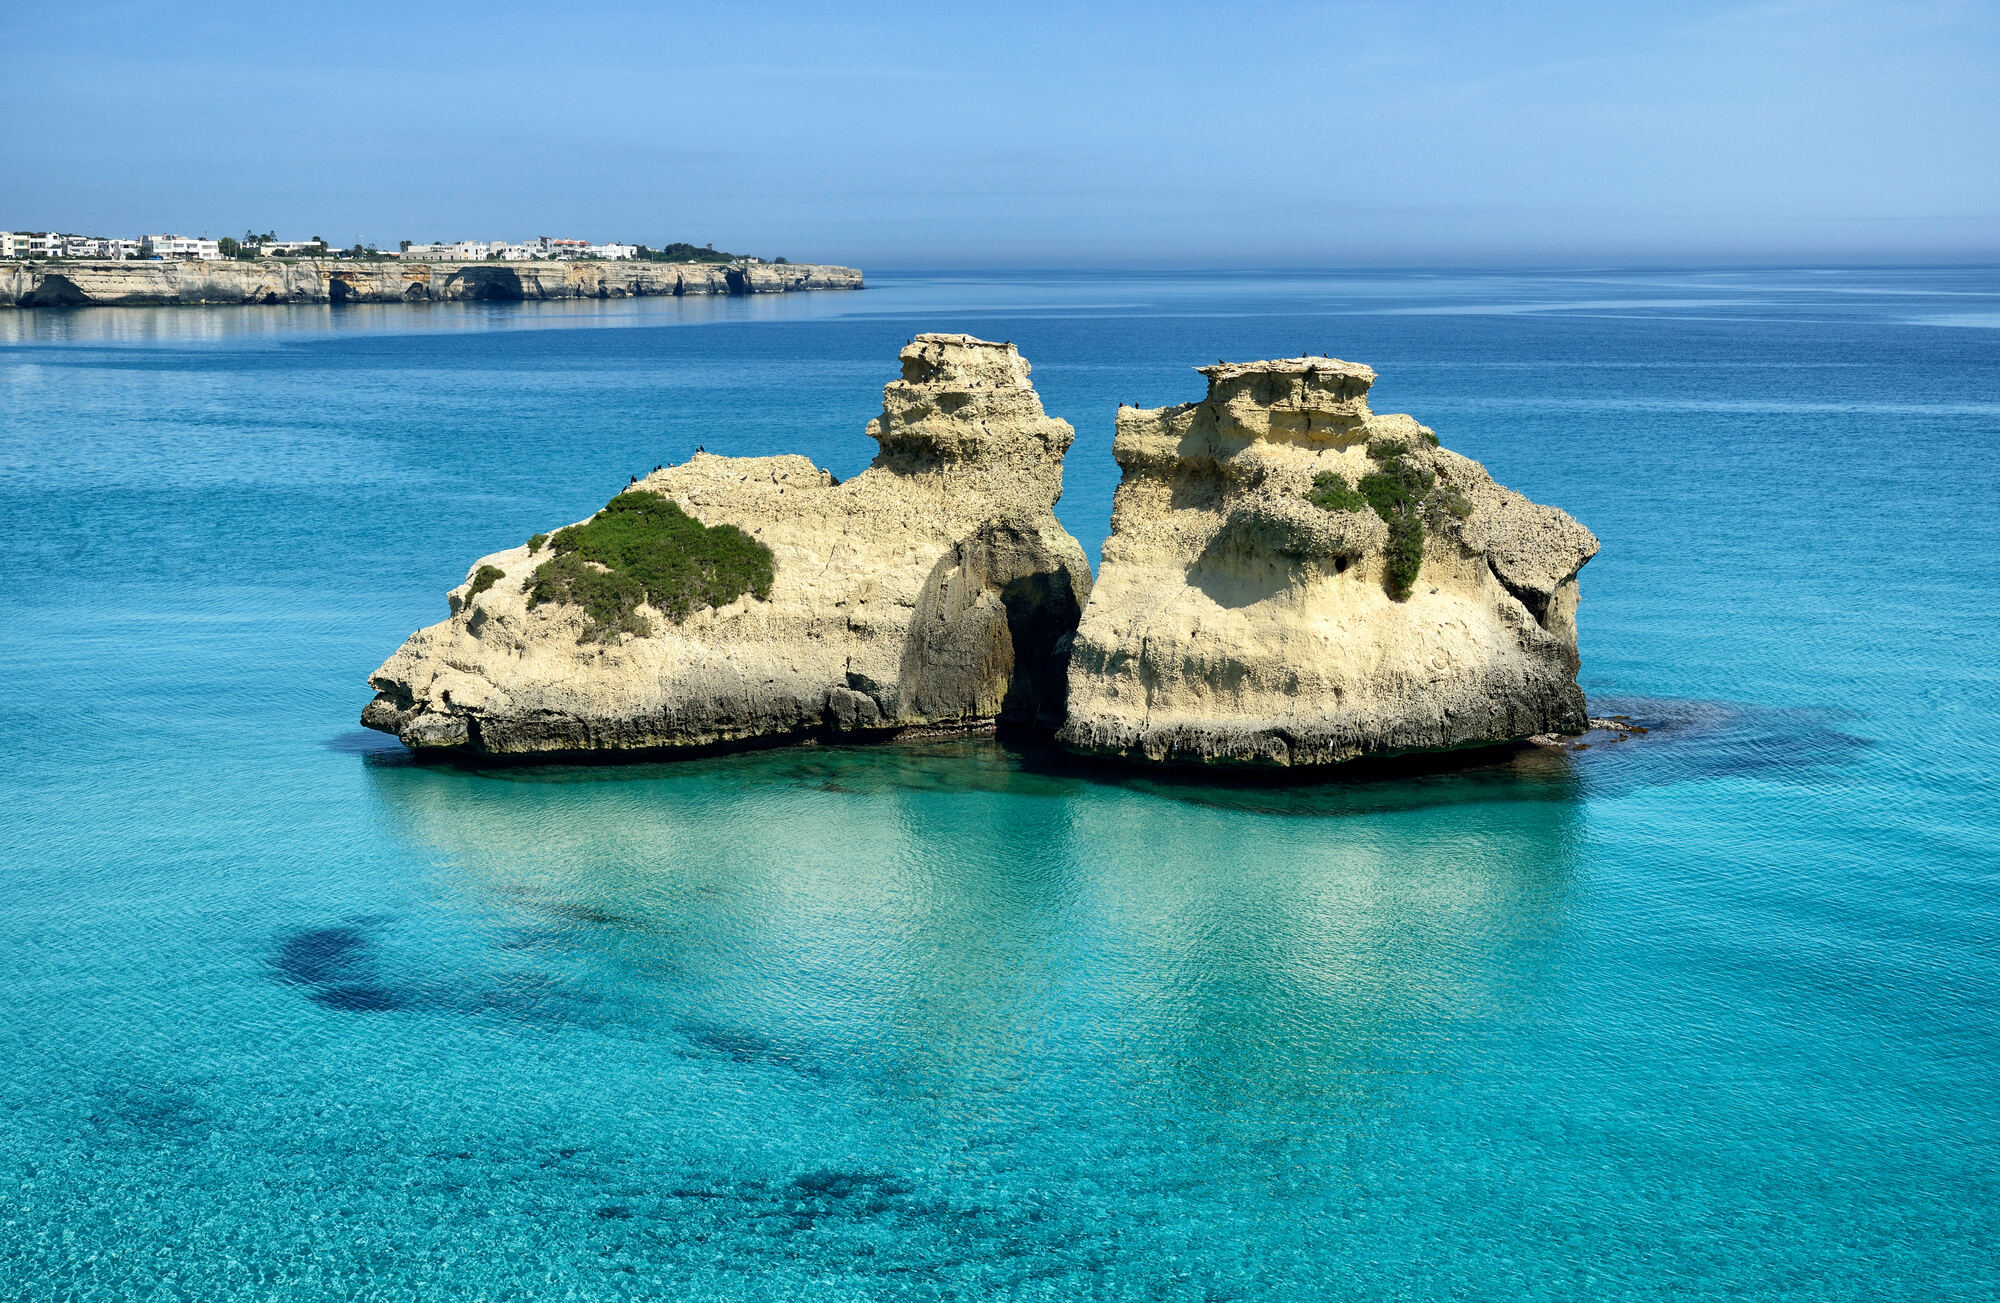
[398,237,639,262]
[145,235,221,260]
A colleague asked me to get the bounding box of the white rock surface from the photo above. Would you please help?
[1057,357,1598,768]
[364,335,1089,756]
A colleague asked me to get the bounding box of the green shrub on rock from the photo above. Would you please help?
[527,553,654,642]
[466,565,505,599]
[1307,470,1367,513]
[525,489,774,642]
[1358,444,1437,601]
[1427,482,1473,523]
[1304,437,1468,601]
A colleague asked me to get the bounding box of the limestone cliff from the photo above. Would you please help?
[0,258,861,307]
[1057,357,1597,768]
[363,334,1089,756]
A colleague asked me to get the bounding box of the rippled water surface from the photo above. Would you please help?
[2,269,1996,1300]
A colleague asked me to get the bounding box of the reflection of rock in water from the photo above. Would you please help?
[359,736,1588,1121]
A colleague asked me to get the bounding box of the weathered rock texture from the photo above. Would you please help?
[0,259,860,307]
[363,334,1089,756]
[1058,358,1598,768]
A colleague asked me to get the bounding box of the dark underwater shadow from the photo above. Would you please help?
[266,913,614,1027]
[325,729,408,756]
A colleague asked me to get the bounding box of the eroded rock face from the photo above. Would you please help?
[1057,357,1597,767]
[364,334,1089,756]
[0,259,862,307]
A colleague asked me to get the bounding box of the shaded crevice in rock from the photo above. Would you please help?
[896,520,1088,730]
[23,274,90,306]
[448,267,526,301]
[1490,557,1582,633]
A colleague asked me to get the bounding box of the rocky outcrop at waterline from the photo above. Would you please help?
[1055,357,1598,768]
[0,258,861,307]
[362,334,1090,757]
[363,343,1598,769]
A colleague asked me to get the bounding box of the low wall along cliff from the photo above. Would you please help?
[0,259,862,307]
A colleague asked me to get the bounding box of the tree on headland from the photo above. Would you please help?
[217,237,241,259]
[634,241,747,264]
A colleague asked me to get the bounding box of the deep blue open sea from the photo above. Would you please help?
[2,269,1997,1301]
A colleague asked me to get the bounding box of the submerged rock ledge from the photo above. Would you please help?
[0,258,861,307]
[363,343,1596,768]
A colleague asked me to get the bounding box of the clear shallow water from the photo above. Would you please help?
[2,268,1996,1300]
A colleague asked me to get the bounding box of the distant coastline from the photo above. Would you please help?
[0,258,863,308]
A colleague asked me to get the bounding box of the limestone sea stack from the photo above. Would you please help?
[363,334,1090,755]
[1057,357,1598,767]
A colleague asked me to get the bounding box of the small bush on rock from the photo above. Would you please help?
[526,489,774,641]
[1358,452,1434,601]
[528,553,654,642]
[466,565,505,599]
[1306,470,1367,513]
[1304,438,1470,601]
[1358,455,1434,520]
[1427,483,1473,524]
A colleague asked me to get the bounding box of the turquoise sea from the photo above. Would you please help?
[2,269,1996,1300]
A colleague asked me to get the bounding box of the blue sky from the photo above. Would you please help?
[5,0,1996,266]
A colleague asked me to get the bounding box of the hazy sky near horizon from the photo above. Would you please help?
[6,0,1996,266]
